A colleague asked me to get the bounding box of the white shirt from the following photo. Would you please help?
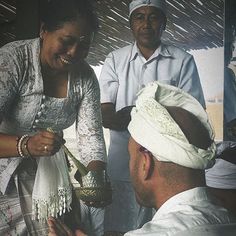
[125,187,236,236]
[99,42,205,181]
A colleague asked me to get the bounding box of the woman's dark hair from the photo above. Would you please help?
[40,0,99,32]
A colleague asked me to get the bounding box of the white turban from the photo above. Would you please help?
[128,82,216,169]
[129,0,167,17]
[205,158,236,189]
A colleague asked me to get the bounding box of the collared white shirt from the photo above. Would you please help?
[99,42,205,181]
[100,42,205,111]
[125,187,236,236]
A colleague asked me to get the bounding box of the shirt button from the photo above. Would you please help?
[32,125,37,129]
[41,104,45,109]
[42,95,46,100]
[35,119,39,123]
[37,111,42,116]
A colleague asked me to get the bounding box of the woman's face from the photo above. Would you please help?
[40,18,93,72]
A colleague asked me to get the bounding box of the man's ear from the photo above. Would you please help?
[142,152,154,180]
[39,23,46,39]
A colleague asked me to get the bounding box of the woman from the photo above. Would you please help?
[0,0,106,235]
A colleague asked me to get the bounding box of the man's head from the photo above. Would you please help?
[128,82,216,208]
[206,144,236,216]
[129,0,167,51]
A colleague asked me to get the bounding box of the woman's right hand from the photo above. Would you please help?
[27,130,65,157]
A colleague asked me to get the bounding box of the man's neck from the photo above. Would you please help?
[137,42,161,60]
[155,182,206,209]
[153,164,206,210]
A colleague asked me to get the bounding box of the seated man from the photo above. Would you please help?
[206,143,236,216]
[48,82,236,236]
[125,82,236,235]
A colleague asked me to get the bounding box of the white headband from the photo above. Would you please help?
[206,158,236,189]
[128,82,216,169]
[129,0,167,17]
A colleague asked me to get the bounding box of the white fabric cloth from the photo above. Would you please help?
[99,42,205,181]
[129,0,167,17]
[174,224,236,236]
[128,81,216,169]
[125,187,236,236]
[32,148,72,221]
[206,158,236,189]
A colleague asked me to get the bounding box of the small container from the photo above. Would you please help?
[75,170,112,203]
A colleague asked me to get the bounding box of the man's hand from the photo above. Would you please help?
[48,217,87,236]
[101,103,135,130]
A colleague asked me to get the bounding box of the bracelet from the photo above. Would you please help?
[21,135,32,158]
[16,135,31,158]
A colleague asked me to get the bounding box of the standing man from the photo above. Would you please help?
[99,0,205,234]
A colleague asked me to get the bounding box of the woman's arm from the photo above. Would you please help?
[75,70,107,168]
[0,133,20,157]
[0,131,65,158]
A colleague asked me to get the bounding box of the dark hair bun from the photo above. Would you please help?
[40,0,99,32]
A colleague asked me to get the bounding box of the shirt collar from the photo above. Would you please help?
[130,42,173,62]
[154,187,210,219]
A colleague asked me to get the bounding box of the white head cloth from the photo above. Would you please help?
[129,0,167,17]
[32,148,72,221]
[205,158,236,189]
[128,82,216,169]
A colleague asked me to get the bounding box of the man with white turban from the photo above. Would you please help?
[99,0,205,234]
[206,143,236,217]
[126,82,236,235]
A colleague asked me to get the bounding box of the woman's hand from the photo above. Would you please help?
[27,130,65,157]
[75,160,112,208]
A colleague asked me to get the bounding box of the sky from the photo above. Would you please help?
[190,47,224,101]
